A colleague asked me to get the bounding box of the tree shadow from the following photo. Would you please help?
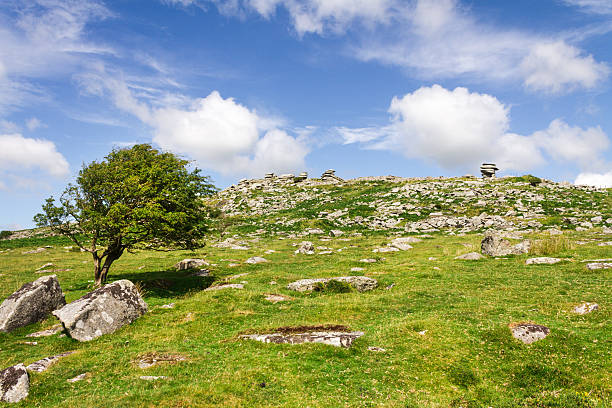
[114,269,215,299]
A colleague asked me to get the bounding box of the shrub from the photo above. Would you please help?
[530,236,574,256]
[312,280,352,293]
[0,230,12,240]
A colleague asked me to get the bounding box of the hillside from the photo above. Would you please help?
[0,174,610,407]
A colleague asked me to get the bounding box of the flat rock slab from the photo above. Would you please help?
[174,259,209,270]
[0,275,66,333]
[213,238,250,250]
[373,247,399,253]
[22,248,46,254]
[204,284,244,291]
[264,294,291,303]
[526,257,562,265]
[241,331,364,348]
[455,252,484,260]
[359,258,378,263]
[0,364,29,403]
[140,376,169,380]
[137,353,186,369]
[26,351,75,373]
[53,280,147,342]
[586,262,612,270]
[67,373,88,383]
[245,257,268,264]
[510,323,550,344]
[287,276,377,292]
[573,302,599,315]
[26,323,63,338]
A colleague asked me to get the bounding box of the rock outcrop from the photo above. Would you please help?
[0,275,66,333]
[481,231,530,256]
[525,257,562,265]
[241,327,363,348]
[174,259,209,270]
[53,280,147,342]
[0,364,29,403]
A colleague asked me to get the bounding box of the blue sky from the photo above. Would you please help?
[1,0,612,230]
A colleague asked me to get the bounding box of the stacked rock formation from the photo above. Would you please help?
[480,163,498,178]
[294,172,308,182]
[321,169,343,182]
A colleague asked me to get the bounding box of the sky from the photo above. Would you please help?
[1,0,612,230]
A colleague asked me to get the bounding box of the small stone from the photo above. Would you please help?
[140,376,169,381]
[359,258,378,263]
[26,323,63,338]
[373,247,399,253]
[455,252,484,260]
[367,346,386,352]
[241,330,363,348]
[287,276,378,292]
[330,230,344,237]
[159,303,175,309]
[418,330,428,336]
[295,241,315,255]
[36,263,54,271]
[67,373,88,383]
[264,294,291,303]
[510,323,550,344]
[526,257,562,265]
[245,256,268,264]
[0,364,29,403]
[174,259,209,270]
[586,262,612,270]
[204,284,244,291]
[350,267,365,272]
[26,351,75,373]
[22,247,46,254]
[573,302,598,315]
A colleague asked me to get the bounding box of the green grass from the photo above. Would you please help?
[1,227,610,407]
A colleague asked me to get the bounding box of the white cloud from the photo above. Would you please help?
[521,41,609,93]
[25,117,43,131]
[79,71,309,176]
[575,171,612,187]
[563,0,612,14]
[0,133,69,177]
[340,84,609,173]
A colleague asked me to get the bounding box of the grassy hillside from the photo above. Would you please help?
[0,176,610,407]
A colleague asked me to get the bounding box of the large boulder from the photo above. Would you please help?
[53,280,147,342]
[174,258,209,270]
[0,364,29,403]
[481,231,530,256]
[0,275,66,333]
[287,276,378,292]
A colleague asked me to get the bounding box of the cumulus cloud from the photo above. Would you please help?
[79,71,309,176]
[339,84,609,173]
[575,171,612,187]
[25,117,43,131]
[0,133,69,177]
[521,41,609,93]
[563,0,612,14]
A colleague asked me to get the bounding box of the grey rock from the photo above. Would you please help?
[586,262,612,270]
[295,241,315,255]
[0,364,29,403]
[174,258,209,270]
[212,238,250,250]
[510,323,550,344]
[67,373,88,383]
[36,263,54,271]
[22,247,46,254]
[455,252,484,260]
[287,276,378,292]
[26,351,75,372]
[526,257,562,265]
[140,375,169,380]
[0,275,66,333]
[264,294,291,303]
[573,302,598,314]
[241,330,363,348]
[481,231,530,256]
[350,267,365,272]
[245,256,268,264]
[26,323,63,338]
[53,280,147,342]
[373,247,399,253]
[330,230,344,237]
[204,283,244,291]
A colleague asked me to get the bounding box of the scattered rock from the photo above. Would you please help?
[586,262,612,270]
[245,256,268,264]
[330,230,344,237]
[53,280,147,342]
[0,275,66,333]
[140,376,169,381]
[367,346,386,352]
[418,330,428,336]
[212,238,250,250]
[26,323,63,338]
[359,258,378,263]
[350,267,365,272]
[204,284,244,291]
[137,352,186,369]
[174,258,209,270]
[159,303,175,309]
[0,364,29,403]
[306,228,325,235]
[36,263,54,271]
[241,326,363,348]
[598,241,612,246]
[455,252,484,260]
[22,247,46,255]
[573,303,599,315]
[26,351,75,373]
[526,257,562,265]
[295,241,315,255]
[264,294,291,303]
[287,276,377,292]
[481,231,530,256]
[373,247,399,253]
[67,373,88,383]
[509,323,550,344]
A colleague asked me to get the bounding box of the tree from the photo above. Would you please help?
[35,144,217,286]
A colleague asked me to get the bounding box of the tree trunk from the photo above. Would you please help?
[94,245,124,286]
[93,255,103,286]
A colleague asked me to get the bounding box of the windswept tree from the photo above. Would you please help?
[35,144,217,286]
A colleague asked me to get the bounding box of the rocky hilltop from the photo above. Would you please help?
[213,171,611,236]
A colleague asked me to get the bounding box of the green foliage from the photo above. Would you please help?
[508,174,543,186]
[0,230,11,240]
[530,236,574,256]
[34,144,217,283]
[312,279,353,293]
